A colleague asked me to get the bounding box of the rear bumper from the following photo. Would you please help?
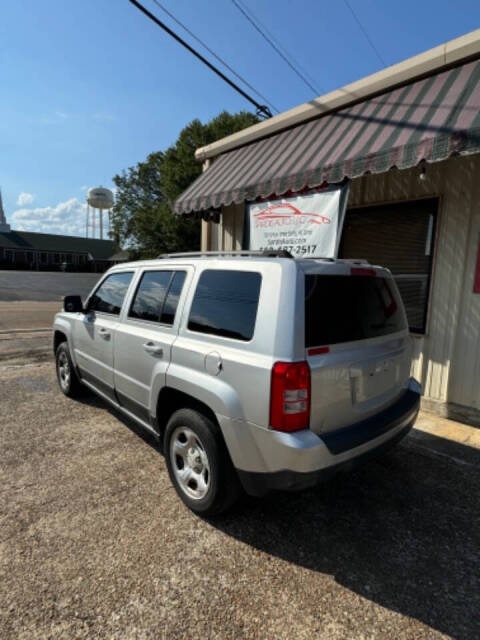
[237,421,414,496]
[223,379,421,497]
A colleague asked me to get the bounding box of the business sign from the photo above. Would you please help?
[247,183,350,258]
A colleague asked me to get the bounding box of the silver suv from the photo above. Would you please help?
[53,251,421,515]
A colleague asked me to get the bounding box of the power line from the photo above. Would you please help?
[231,0,321,97]
[151,0,279,114]
[343,0,386,67]
[128,0,273,119]
[232,0,322,95]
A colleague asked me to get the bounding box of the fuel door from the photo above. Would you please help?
[205,351,223,376]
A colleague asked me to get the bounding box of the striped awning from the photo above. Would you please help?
[175,58,480,215]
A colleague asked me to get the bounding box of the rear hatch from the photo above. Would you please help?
[304,264,411,435]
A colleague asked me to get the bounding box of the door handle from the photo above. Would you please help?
[143,342,163,356]
[98,328,111,339]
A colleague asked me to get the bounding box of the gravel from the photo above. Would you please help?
[1,358,479,639]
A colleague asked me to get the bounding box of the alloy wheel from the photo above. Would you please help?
[170,426,211,500]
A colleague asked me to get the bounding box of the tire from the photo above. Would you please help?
[55,342,83,398]
[164,408,241,516]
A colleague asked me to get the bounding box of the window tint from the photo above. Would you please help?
[129,271,172,322]
[89,272,133,315]
[188,270,262,341]
[129,270,186,325]
[161,271,186,324]
[305,274,407,347]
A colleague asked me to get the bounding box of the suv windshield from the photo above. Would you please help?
[305,274,407,347]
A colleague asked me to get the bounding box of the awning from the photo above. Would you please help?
[175,58,480,215]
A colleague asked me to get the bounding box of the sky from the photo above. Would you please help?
[1,0,479,237]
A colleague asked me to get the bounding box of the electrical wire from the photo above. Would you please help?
[150,0,279,114]
[128,0,273,118]
[343,0,386,67]
[231,0,321,97]
[232,0,322,95]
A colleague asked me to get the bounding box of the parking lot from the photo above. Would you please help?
[0,270,100,303]
[0,271,100,331]
[1,344,479,639]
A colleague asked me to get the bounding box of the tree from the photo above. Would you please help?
[112,110,259,257]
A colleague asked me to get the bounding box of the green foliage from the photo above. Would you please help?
[112,110,259,257]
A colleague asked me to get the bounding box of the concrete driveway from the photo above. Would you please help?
[1,352,479,639]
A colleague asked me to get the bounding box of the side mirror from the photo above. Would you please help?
[63,295,84,313]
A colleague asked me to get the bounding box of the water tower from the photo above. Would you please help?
[86,187,114,239]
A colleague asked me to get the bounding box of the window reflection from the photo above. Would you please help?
[129,270,186,325]
[89,272,133,315]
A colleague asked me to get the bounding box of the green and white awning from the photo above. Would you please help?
[175,58,480,214]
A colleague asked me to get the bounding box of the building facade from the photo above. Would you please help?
[0,230,116,272]
[0,190,117,272]
[173,31,480,425]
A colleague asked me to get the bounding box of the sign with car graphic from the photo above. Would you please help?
[247,183,350,258]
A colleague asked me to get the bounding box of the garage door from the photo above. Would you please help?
[340,198,438,333]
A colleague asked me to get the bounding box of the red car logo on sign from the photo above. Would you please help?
[254,203,331,225]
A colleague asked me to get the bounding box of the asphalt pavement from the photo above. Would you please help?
[0,270,100,302]
[0,270,101,331]
[1,350,479,639]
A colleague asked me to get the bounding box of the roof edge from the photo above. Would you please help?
[195,29,480,161]
[0,229,115,243]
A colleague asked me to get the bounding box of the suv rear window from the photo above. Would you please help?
[188,270,262,341]
[305,274,407,347]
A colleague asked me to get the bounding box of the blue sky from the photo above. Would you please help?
[1,0,479,236]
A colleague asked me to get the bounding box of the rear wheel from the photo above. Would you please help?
[55,342,83,398]
[164,408,241,516]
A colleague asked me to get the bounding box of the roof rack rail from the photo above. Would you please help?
[157,250,293,259]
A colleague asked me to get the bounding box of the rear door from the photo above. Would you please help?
[72,271,134,400]
[304,267,411,434]
[113,267,190,423]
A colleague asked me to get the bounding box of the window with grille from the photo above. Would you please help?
[340,198,438,334]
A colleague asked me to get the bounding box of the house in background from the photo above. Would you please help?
[0,191,117,272]
[174,30,480,425]
[0,230,117,273]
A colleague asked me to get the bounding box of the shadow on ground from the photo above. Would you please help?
[214,438,480,640]
[78,392,480,640]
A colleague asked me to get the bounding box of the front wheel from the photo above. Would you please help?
[164,409,241,516]
[55,342,83,398]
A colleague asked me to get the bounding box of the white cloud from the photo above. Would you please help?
[12,198,88,237]
[55,110,68,119]
[16,192,35,206]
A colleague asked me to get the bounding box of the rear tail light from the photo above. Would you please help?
[270,361,310,432]
[308,346,330,356]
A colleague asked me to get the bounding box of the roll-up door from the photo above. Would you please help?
[340,198,438,333]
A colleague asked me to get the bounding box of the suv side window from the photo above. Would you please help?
[188,269,262,341]
[88,272,133,315]
[129,270,186,325]
[161,271,187,324]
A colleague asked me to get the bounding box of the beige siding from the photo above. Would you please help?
[204,155,480,412]
[447,165,480,411]
[348,156,480,409]
[209,203,243,251]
